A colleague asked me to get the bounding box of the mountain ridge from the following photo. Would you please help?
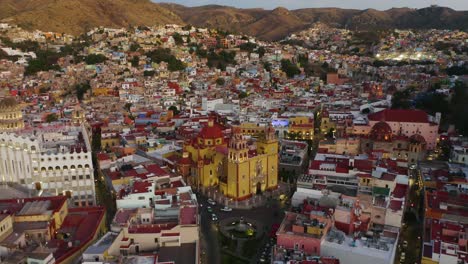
[1,1,467,41]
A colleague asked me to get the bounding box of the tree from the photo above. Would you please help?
[263,61,271,72]
[92,128,102,151]
[145,48,186,72]
[172,33,184,45]
[84,54,107,65]
[281,59,300,78]
[216,78,225,86]
[124,103,132,112]
[239,42,257,52]
[46,113,58,123]
[239,91,248,99]
[257,47,266,58]
[450,81,468,135]
[129,42,141,52]
[131,56,139,67]
[75,82,91,101]
[144,70,155,76]
[391,88,414,109]
[168,105,180,115]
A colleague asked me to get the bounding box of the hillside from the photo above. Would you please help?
[162,4,468,41]
[1,1,468,41]
[0,0,182,35]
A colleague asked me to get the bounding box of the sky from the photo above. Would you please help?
[154,0,468,10]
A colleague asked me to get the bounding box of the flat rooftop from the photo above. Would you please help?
[83,232,119,255]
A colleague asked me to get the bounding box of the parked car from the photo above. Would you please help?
[400,252,406,263]
[403,240,408,249]
[220,206,232,212]
[207,198,216,206]
[211,214,218,221]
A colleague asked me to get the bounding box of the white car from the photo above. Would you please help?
[207,199,216,206]
[220,206,232,212]
[211,214,218,221]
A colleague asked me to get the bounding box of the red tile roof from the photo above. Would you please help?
[128,222,177,234]
[368,109,429,123]
[146,164,168,176]
[392,183,408,199]
[132,181,152,194]
[198,122,224,139]
[389,200,403,211]
[52,207,105,263]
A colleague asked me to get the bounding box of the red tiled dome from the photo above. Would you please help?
[199,121,223,139]
[370,121,393,141]
[409,134,426,144]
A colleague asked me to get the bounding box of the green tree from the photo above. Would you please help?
[92,128,102,151]
[257,47,266,58]
[172,33,184,45]
[168,105,180,115]
[145,48,186,72]
[216,78,225,86]
[84,54,107,65]
[129,42,141,52]
[131,56,139,67]
[46,113,58,123]
[239,42,258,52]
[391,88,414,109]
[450,81,468,135]
[239,91,248,99]
[124,103,132,112]
[281,59,300,78]
[75,82,91,101]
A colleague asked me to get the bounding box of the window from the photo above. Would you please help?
[72,176,76,180]
[79,175,83,180]
[86,175,91,179]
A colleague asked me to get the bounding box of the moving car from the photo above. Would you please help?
[207,198,216,206]
[207,206,213,213]
[211,214,218,221]
[220,206,232,212]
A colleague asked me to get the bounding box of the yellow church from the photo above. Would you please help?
[183,120,279,201]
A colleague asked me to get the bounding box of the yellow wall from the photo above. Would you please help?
[321,117,336,134]
[0,215,13,241]
[186,129,278,200]
[102,137,120,149]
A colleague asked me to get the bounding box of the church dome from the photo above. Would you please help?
[199,120,223,139]
[409,134,426,145]
[0,97,18,110]
[0,97,24,132]
[370,121,393,141]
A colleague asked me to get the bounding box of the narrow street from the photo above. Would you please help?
[394,167,424,264]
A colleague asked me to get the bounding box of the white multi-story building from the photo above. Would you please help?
[0,125,95,206]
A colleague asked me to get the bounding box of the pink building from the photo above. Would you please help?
[276,211,331,255]
[368,109,440,149]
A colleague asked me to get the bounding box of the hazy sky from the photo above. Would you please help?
[155,0,468,10]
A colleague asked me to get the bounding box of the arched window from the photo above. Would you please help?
[70,165,76,170]
[63,165,68,170]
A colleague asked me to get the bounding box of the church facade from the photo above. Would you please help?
[183,120,279,201]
